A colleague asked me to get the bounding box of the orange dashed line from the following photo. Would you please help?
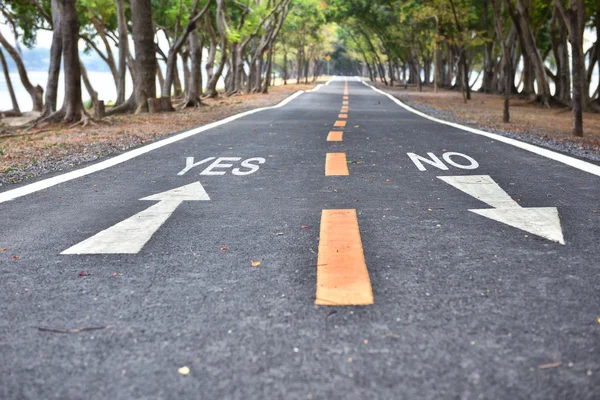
[327,131,343,141]
[343,96,349,100]
[325,153,349,176]
[342,101,349,105]
[339,113,348,119]
[341,107,348,113]
[315,209,373,306]
[334,120,346,127]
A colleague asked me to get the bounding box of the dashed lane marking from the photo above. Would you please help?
[339,114,348,119]
[325,153,349,176]
[334,120,347,127]
[315,209,373,306]
[327,131,343,141]
[342,101,349,105]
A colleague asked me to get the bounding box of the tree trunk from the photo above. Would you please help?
[173,53,184,97]
[296,47,303,84]
[283,49,288,84]
[504,0,552,105]
[90,17,118,88]
[130,0,157,113]
[233,43,245,94]
[182,50,190,96]
[204,11,217,84]
[263,47,273,93]
[204,0,227,98]
[157,64,165,91]
[60,0,83,122]
[41,0,62,117]
[304,58,309,84]
[481,1,495,93]
[0,48,21,115]
[115,0,128,105]
[434,17,441,92]
[551,6,571,104]
[0,31,44,111]
[492,0,511,122]
[160,1,214,109]
[555,0,586,137]
[183,23,202,107]
[80,61,99,113]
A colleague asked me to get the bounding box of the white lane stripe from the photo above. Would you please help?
[0,91,305,204]
[361,80,600,178]
[437,175,520,209]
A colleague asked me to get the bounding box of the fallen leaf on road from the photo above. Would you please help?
[11,255,19,259]
[301,225,311,229]
[251,261,261,267]
[178,366,191,375]
[111,272,118,277]
[220,247,228,251]
[79,272,89,277]
[37,325,112,334]
[353,125,360,128]
[1,248,7,251]
[386,179,391,182]
[538,362,561,370]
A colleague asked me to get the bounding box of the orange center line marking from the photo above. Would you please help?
[315,209,373,306]
[327,131,343,141]
[338,113,348,119]
[325,153,349,176]
[343,96,349,100]
[342,101,349,105]
[334,120,346,127]
[341,108,349,113]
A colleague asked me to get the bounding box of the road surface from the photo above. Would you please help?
[1,78,599,399]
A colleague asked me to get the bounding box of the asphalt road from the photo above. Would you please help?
[1,78,599,399]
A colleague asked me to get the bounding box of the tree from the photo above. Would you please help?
[555,0,586,137]
[0,47,21,116]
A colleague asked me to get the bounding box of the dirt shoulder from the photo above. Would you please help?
[374,83,600,163]
[0,83,316,187]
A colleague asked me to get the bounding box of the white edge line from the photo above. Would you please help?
[308,84,324,92]
[307,76,337,92]
[361,80,600,178]
[0,90,305,204]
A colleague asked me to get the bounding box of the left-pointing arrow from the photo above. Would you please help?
[62,182,210,255]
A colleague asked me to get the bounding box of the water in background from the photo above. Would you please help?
[0,68,226,111]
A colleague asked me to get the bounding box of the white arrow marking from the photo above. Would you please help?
[62,182,210,254]
[438,175,565,244]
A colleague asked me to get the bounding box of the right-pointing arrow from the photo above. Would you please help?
[439,175,565,245]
